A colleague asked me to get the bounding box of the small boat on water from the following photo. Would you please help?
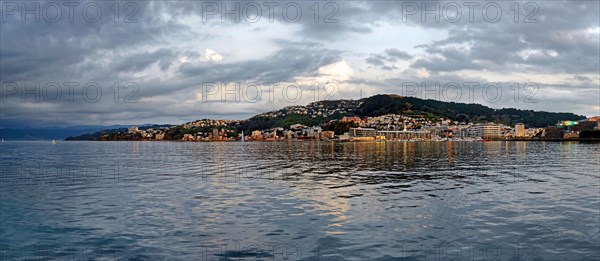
[51,139,57,144]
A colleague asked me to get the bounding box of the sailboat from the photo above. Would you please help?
[51,139,57,144]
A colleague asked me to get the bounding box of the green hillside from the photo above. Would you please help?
[355,95,585,127]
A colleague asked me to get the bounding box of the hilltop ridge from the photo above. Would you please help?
[241,94,585,130]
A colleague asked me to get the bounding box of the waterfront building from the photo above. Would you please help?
[284,130,294,140]
[349,127,432,140]
[349,128,377,138]
[571,120,597,132]
[515,123,526,137]
[251,130,262,141]
[212,129,219,141]
[543,126,564,139]
[587,116,600,126]
[564,132,579,139]
[339,133,350,141]
[320,131,335,140]
[470,124,502,139]
[377,130,432,140]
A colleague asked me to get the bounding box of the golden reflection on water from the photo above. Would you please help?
[193,141,571,238]
[447,142,455,166]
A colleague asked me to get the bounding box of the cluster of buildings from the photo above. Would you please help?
[246,125,335,141]
[181,128,238,141]
[122,114,599,142]
[343,115,434,130]
[182,119,240,129]
[177,126,338,142]
[345,116,600,141]
[540,117,600,139]
[127,126,167,140]
[256,100,361,119]
[344,115,499,141]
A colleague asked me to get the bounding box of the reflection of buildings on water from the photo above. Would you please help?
[501,141,528,160]
[343,140,418,170]
[516,141,527,156]
[447,141,454,165]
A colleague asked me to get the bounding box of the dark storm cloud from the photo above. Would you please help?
[300,1,598,75]
[0,22,343,126]
[259,1,374,40]
[0,1,198,82]
[3,1,597,81]
[395,1,600,74]
[124,43,345,101]
[411,23,600,74]
[0,1,212,126]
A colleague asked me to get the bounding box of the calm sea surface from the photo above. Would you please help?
[0,141,599,260]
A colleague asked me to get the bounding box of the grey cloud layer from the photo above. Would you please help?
[366,48,413,70]
[1,1,598,127]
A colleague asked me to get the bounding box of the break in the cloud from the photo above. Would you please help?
[204,49,223,62]
[0,1,598,127]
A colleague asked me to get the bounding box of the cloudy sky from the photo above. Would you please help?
[1,1,599,127]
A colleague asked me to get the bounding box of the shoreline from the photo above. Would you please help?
[56,138,600,142]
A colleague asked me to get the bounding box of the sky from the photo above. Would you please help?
[0,0,599,128]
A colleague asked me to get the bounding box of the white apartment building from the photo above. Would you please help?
[469,124,502,139]
[515,123,526,137]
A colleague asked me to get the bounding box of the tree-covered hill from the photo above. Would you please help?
[355,94,585,127]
